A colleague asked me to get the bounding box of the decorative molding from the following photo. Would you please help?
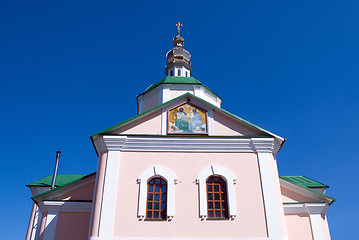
[196,165,237,220]
[283,202,329,215]
[137,166,178,221]
[96,136,280,156]
[41,201,92,213]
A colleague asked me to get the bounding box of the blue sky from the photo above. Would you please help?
[1,0,358,239]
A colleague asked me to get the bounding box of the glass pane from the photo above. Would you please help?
[222,202,226,209]
[222,211,227,217]
[215,211,221,218]
[161,211,166,219]
[149,179,154,184]
[155,179,160,184]
[154,194,160,201]
[147,211,152,218]
[213,177,219,183]
[221,193,225,200]
[148,185,153,192]
[208,193,213,200]
[155,185,160,192]
[154,211,159,218]
[161,203,166,210]
[207,185,212,191]
[154,202,159,210]
[161,194,166,201]
[214,193,220,200]
[215,202,220,209]
[148,194,153,201]
[208,202,213,209]
[208,211,214,217]
[161,186,167,192]
[214,185,219,192]
[147,202,152,209]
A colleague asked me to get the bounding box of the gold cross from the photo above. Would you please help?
[175,22,183,35]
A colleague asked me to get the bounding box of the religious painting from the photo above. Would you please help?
[168,102,208,134]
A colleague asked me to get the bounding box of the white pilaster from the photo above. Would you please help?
[256,152,284,240]
[207,109,214,135]
[99,151,121,238]
[30,206,41,240]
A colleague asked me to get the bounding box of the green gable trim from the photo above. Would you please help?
[139,76,221,100]
[280,176,335,204]
[30,173,96,200]
[91,92,281,140]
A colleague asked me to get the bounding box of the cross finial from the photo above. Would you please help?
[175,22,183,36]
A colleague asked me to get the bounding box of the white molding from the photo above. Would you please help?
[257,152,284,240]
[161,108,167,135]
[40,201,92,213]
[207,109,214,135]
[196,165,237,220]
[137,166,178,220]
[99,136,280,156]
[99,151,121,238]
[30,205,41,240]
[283,202,329,214]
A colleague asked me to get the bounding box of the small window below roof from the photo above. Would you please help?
[170,70,173,76]
[178,69,181,76]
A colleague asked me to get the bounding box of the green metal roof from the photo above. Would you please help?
[27,174,87,187]
[29,173,96,200]
[91,92,282,141]
[280,176,329,188]
[139,76,221,100]
[280,176,335,204]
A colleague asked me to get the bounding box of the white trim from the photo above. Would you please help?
[30,206,41,240]
[161,108,167,135]
[99,151,121,238]
[208,108,214,135]
[98,136,281,156]
[256,152,284,240]
[43,211,59,240]
[41,201,92,212]
[196,165,237,220]
[137,166,178,220]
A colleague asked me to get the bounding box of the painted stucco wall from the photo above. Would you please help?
[212,110,261,136]
[112,110,162,135]
[53,182,95,201]
[285,213,313,240]
[281,186,317,203]
[170,89,194,99]
[143,89,159,112]
[112,152,267,238]
[54,212,91,240]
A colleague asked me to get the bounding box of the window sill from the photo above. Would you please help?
[206,217,229,221]
[144,218,168,221]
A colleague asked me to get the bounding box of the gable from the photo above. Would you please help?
[53,182,95,201]
[111,109,162,135]
[212,109,264,136]
[281,186,318,203]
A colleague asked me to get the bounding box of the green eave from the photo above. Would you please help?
[91,92,280,140]
[30,173,95,200]
[138,76,221,100]
[280,176,335,204]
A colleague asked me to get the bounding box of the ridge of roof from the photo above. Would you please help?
[280,176,335,204]
[30,172,96,200]
[91,92,283,142]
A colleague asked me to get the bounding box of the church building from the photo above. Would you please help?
[25,23,335,240]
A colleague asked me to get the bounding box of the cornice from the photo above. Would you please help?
[38,201,92,213]
[283,202,329,215]
[93,135,280,155]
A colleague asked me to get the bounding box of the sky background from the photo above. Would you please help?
[0,0,358,239]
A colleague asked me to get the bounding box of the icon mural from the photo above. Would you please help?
[168,103,207,134]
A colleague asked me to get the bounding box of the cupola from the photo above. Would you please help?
[165,22,192,77]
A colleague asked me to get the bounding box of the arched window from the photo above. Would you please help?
[206,176,228,218]
[170,70,173,76]
[178,69,181,76]
[146,177,167,219]
[137,166,178,220]
[197,165,237,220]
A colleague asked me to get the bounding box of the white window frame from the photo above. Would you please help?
[137,166,178,220]
[197,165,237,220]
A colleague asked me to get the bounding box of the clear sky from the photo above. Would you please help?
[1,0,358,239]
